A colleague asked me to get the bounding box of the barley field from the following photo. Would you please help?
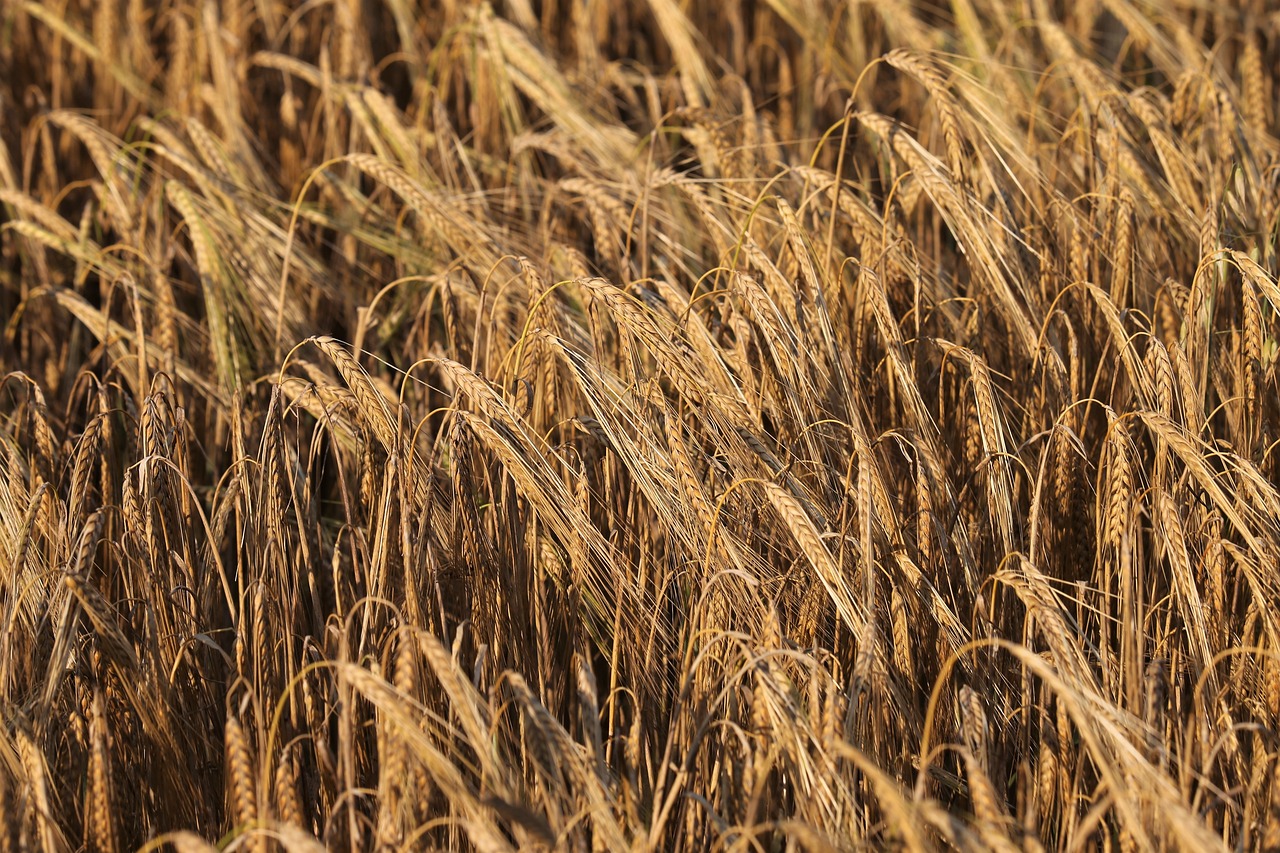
[1,0,1278,849]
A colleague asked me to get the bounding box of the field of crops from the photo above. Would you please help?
[1,0,1279,849]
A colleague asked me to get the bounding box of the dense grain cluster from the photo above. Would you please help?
[1,0,1279,849]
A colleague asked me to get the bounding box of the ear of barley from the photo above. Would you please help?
[86,689,116,853]
[224,716,260,850]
